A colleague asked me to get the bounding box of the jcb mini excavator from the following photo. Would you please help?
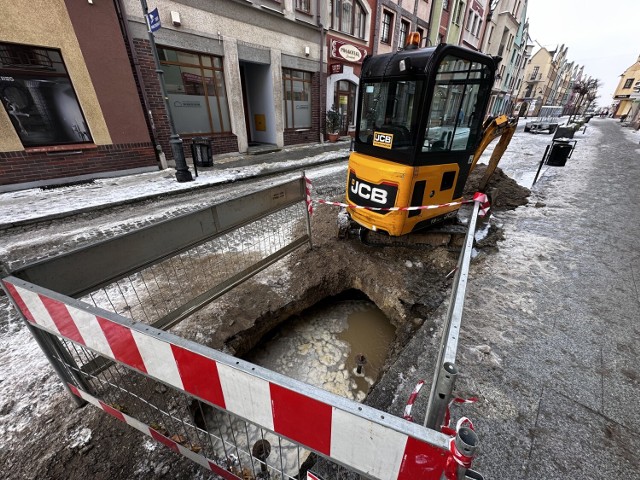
[343,34,516,242]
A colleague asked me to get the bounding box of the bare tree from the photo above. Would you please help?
[569,78,600,122]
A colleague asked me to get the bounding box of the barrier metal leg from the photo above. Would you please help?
[25,323,86,408]
[425,362,458,430]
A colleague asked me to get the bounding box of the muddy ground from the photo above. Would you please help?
[1,165,529,480]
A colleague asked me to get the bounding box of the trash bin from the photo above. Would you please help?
[190,137,213,167]
[553,126,575,140]
[546,139,573,167]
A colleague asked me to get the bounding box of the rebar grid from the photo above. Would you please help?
[80,203,306,327]
[50,334,321,480]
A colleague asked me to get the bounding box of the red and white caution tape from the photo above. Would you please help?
[304,176,490,216]
[472,192,490,217]
[305,176,313,215]
[441,396,478,436]
[402,380,425,422]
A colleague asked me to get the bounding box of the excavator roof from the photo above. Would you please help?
[360,44,496,80]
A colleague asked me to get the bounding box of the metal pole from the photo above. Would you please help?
[424,362,458,429]
[302,172,314,250]
[139,0,193,182]
[532,144,549,186]
[425,198,482,429]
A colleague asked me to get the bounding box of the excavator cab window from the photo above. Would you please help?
[358,79,423,153]
[422,56,492,154]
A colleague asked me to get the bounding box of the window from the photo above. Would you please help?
[416,27,425,45]
[476,19,482,36]
[399,20,410,49]
[423,56,492,152]
[331,0,367,39]
[295,0,310,13]
[623,78,635,89]
[381,11,393,44]
[357,79,422,154]
[282,68,312,129]
[159,47,231,135]
[530,66,539,80]
[454,1,463,24]
[443,0,449,10]
[466,11,473,30]
[471,15,478,36]
[0,42,92,147]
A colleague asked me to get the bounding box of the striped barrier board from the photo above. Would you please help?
[3,276,461,480]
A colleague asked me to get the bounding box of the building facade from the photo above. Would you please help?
[612,55,640,120]
[481,0,529,117]
[0,0,157,192]
[121,0,326,160]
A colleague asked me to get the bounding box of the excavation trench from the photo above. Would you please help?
[171,166,530,410]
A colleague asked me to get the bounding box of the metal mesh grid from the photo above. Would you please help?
[47,333,366,480]
[80,203,307,327]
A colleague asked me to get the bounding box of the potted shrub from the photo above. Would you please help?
[326,105,341,142]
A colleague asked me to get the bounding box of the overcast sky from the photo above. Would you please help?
[525,0,639,107]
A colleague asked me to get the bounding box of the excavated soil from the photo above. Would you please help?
[1,165,530,480]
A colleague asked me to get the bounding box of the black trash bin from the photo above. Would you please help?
[191,137,213,167]
[546,139,574,167]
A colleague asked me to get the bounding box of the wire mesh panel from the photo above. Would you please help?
[80,202,307,327]
[11,178,311,331]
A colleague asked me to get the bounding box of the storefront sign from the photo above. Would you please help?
[328,64,343,75]
[330,40,367,64]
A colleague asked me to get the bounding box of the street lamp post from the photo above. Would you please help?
[140,0,193,182]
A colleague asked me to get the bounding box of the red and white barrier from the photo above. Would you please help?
[3,277,462,480]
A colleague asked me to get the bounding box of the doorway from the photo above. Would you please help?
[240,61,276,146]
[333,80,357,135]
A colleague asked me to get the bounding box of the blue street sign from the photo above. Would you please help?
[146,8,161,33]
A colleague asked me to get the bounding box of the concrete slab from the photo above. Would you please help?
[524,388,640,479]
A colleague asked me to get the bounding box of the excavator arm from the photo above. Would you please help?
[469,114,518,192]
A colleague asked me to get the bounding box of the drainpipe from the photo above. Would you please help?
[114,0,164,167]
[317,0,325,142]
[425,0,438,46]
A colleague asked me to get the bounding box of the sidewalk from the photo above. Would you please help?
[0,140,351,230]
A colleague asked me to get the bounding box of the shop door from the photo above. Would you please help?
[334,80,357,135]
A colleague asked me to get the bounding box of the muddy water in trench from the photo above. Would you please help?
[244,298,395,402]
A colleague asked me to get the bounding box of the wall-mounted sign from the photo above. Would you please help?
[330,40,367,64]
[329,63,343,75]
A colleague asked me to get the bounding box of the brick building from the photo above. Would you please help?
[0,0,157,192]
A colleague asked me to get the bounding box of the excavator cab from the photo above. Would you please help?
[346,42,499,236]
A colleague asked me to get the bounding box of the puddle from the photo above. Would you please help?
[244,294,396,402]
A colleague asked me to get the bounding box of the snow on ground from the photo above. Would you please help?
[0,149,349,225]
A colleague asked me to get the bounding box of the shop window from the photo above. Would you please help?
[282,68,312,129]
[0,42,92,147]
[158,46,231,135]
[331,0,367,39]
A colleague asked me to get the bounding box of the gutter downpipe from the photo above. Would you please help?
[425,0,438,46]
[114,0,164,168]
[317,0,325,143]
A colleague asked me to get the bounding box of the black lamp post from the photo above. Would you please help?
[140,0,193,182]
